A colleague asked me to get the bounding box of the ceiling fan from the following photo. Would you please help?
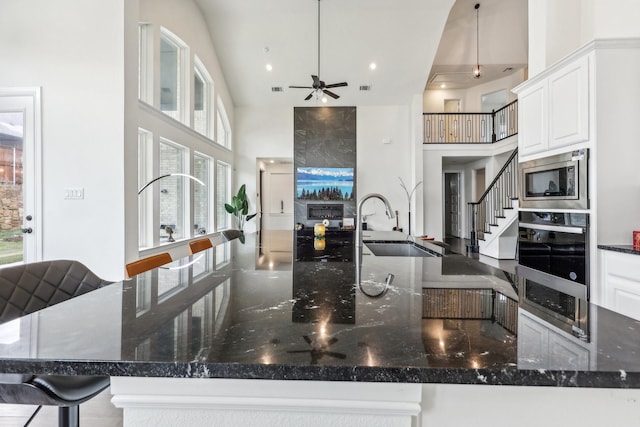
[288,0,348,101]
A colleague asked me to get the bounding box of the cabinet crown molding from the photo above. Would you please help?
[513,37,640,94]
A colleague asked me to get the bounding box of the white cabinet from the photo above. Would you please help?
[518,309,591,370]
[514,51,591,157]
[599,249,640,321]
[548,54,590,149]
[517,82,547,155]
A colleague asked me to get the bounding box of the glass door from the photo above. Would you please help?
[0,88,41,265]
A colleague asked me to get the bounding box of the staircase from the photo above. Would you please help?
[468,148,519,259]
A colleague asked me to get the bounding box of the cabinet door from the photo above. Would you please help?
[518,83,547,156]
[517,311,549,368]
[548,54,590,148]
[601,250,640,321]
[548,330,590,370]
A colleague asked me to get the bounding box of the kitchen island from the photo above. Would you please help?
[1,231,640,426]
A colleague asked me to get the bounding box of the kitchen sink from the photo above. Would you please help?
[363,241,438,257]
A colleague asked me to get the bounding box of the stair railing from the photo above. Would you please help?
[423,100,518,144]
[467,148,519,252]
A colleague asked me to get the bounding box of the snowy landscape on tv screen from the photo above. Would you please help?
[296,167,354,201]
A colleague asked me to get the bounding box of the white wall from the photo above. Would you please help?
[0,0,127,280]
[528,0,640,76]
[357,106,412,232]
[234,107,293,234]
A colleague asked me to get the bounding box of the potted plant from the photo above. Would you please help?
[224,184,256,243]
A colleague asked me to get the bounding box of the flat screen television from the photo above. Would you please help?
[296,167,354,201]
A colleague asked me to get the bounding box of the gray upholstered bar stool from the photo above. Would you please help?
[0,260,113,427]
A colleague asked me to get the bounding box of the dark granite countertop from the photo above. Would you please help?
[598,244,640,256]
[1,231,640,388]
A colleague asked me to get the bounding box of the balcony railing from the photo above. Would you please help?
[423,99,518,144]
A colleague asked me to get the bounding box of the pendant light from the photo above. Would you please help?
[473,3,481,79]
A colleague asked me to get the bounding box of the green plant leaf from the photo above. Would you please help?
[246,213,257,222]
[238,184,246,198]
[224,203,235,214]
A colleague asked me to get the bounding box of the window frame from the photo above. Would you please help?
[193,152,213,236]
[216,97,231,149]
[216,160,231,231]
[193,56,214,138]
[159,28,189,125]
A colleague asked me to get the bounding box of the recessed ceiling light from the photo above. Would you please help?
[369,62,377,70]
[265,63,273,71]
[440,83,446,89]
[321,96,328,103]
[270,160,275,163]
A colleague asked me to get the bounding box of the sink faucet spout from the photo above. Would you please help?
[356,193,395,250]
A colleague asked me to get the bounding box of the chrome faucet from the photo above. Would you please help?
[356,193,395,250]
[355,193,395,298]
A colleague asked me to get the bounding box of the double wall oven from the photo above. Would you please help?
[517,149,590,341]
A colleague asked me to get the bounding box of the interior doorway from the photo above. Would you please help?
[444,172,461,238]
[256,158,294,231]
[475,168,486,200]
[444,99,460,112]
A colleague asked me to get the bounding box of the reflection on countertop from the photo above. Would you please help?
[1,231,640,388]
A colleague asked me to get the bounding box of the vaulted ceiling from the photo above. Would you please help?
[195,0,528,108]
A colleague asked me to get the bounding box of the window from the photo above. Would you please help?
[216,160,231,231]
[159,29,186,122]
[193,57,213,137]
[216,98,231,149]
[193,153,212,235]
[136,22,234,253]
[159,139,187,242]
[138,23,152,103]
[138,129,153,248]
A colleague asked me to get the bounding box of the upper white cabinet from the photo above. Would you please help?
[548,54,590,149]
[514,50,592,158]
[517,82,547,155]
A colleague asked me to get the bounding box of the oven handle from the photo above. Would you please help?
[519,222,585,234]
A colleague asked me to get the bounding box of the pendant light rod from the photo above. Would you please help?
[317,0,321,78]
[474,3,481,78]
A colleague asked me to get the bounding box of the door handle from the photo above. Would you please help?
[21,227,32,234]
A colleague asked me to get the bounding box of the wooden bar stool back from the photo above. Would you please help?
[188,238,213,255]
[125,252,172,278]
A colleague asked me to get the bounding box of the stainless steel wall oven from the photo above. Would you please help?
[517,211,590,340]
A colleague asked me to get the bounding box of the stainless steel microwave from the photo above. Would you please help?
[519,149,589,210]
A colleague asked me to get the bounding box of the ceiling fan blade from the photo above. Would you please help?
[325,82,348,89]
[322,89,339,99]
[312,75,321,87]
[304,92,314,101]
[289,85,314,89]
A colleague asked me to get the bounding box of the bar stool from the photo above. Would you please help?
[0,373,110,427]
[0,260,114,426]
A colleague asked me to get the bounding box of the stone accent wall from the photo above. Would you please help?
[0,184,23,231]
[294,107,357,228]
